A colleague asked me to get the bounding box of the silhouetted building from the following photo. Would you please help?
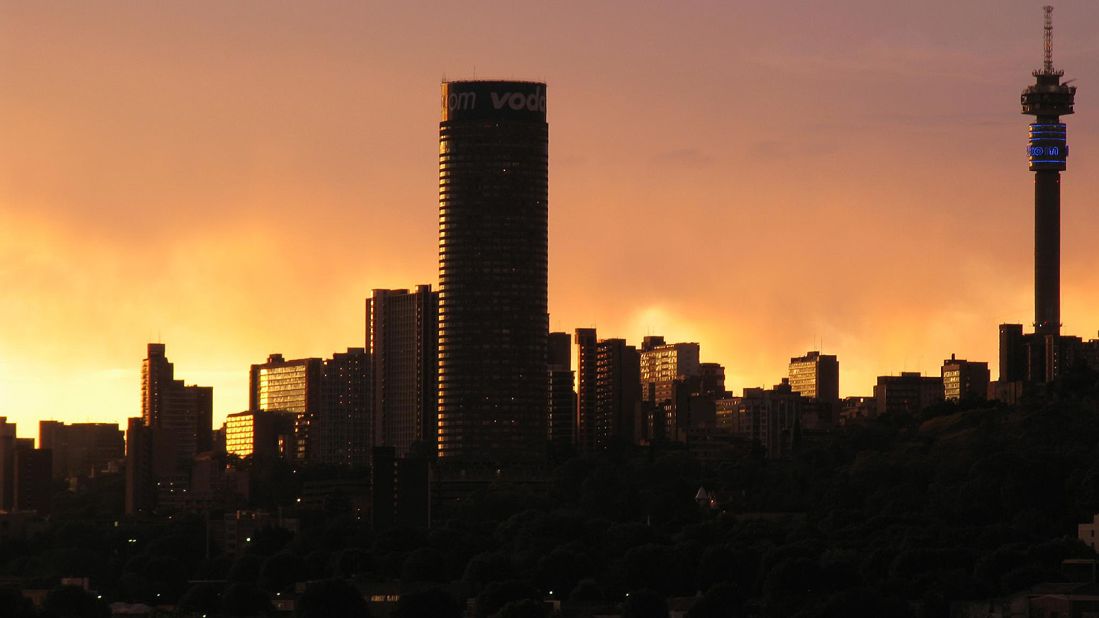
[547,331,575,451]
[941,354,990,400]
[999,323,1028,382]
[127,344,213,515]
[368,286,439,459]
[370,446,431,531]
[437,80,549,466]
[38,421,123,480]
[224,410,296,460]
[717,380,806,458]
[316,347,371,467]
[574,328,598,452]
[839,396,876,424]
[788,351,839,424]
[0,418,17,511]
[143,343,213,465]
[698,362,729,399]
[250,353,322,462]
[14,446,52,514]
[873,372,944,415]
[125,418,154,515]
[596,338,642,446]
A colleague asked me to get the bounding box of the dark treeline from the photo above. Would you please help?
[4,369,1099,617]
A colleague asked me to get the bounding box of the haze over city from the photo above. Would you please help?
[3,1,1099,436]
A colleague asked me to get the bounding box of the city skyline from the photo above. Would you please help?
[4,2,1099,436]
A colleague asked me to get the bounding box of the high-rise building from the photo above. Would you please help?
[698,363,729,400]
[716,380,806,458]
[39,421,124,480]
[125,418,154,515]
[128,343,214,515]
[316,348,371,467]
[143,343,213,465]
[788,351,840,424]
[873,373,944,416]
[640,342,700,405]
[574,328,598,452]
[998,324,1028,382]
[0,418,17,511]
[14,445,52,514]
[437,80,549,466]
[368,286,439,459]
[224,410,296,460]
[249,354,323,462]
[941,354,990,401]
[547,332,575,451]
[595,339,642,447]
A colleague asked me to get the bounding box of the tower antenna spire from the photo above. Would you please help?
[1043,5,1054,73]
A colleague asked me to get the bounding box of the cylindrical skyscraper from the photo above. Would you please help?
[437,80,548,466]
[1021,6,1075,337]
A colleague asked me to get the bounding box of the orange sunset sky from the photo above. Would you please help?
[2,2,1099,439]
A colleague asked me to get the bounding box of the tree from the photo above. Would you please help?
[43,585,110,618]
[395,587,462,618]
[492,598,548,618]
[0,587,35,618]
[259,552,307,593]
[475,580,542,618]
[295,579,369,618]
[686,583,744,618]
[402,547,447,583]
[220,583,273,617]
[622,589,668,618]
[178,582,222,615]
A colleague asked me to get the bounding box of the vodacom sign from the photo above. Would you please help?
[443,82,547,120]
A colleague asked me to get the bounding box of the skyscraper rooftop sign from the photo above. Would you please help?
[441,81,547,122]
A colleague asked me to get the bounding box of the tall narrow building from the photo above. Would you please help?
[368,286,439,458]
[128,343,213,515]
[547,332,576,452]
[316,348,371,467]
[574,328,598,452]
[142,343,213,465]
[437,80,549,466]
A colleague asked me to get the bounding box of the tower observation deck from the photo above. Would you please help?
[1021,5,1076,337]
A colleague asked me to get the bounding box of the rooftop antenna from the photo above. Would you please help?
[1043,5,1055,74]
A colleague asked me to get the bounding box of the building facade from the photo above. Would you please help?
[574,328,598,452]
[595,338,642,447]
[249,354,323,462]
[873,373,944,416]
[143,343,213,467]
[716,380,806,458]
[224,410,296,460]
[787,351,840,426]
[368,286,439,459]
[547,331,575,451]
[39,421,124,480]
[437,80,549,466]
[640,342,700,405]
[941,354,990,400]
